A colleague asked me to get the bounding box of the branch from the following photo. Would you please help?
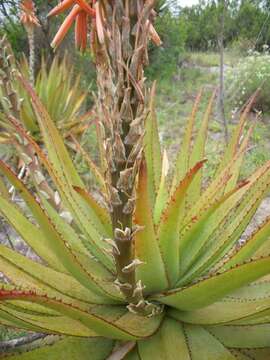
[0,333,47,352]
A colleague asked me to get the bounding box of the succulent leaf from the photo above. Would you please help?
[134,159,168,293]
[158,160,207,286]
[169,276,270,325]
[154,256,270,311]
[137,318,190,360]
[18,75,83,188]
[171,89,203,191]
[144,82,162,208]
[184,324,235,359]
[185,90,216,207]
[207,324,270,348]
[0,289,163,340]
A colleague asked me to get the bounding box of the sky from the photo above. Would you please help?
[176,0,199,6]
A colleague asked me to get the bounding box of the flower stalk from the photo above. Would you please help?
[93,0,159,314]
[20,0,40,85]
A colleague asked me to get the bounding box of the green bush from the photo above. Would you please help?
[226,49,270,111]
[146,11,186,80]
[228,37,256,56]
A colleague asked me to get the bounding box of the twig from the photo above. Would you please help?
[0,333,46,352]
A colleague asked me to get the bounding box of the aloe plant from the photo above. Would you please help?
[0,38,90,141]
[0,1,270,359]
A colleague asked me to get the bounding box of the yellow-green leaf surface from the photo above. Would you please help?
[158,160,206,286]
[0,161,115,298]
[184,324,235,360]
[186,90,216,206]
[171,89,202,190]
[216,90,258,175]
[8,116,113,270]
[153,150,169,225]
[0,194,65,273]
[19,75,83,188]
[222,216,270,271]
[134,159,168,293]
[138,318,190,360]
[169,278,270,325]
[0,303,97,337]
[154,256,270,311]
[0,244,113,305]
[207,324,270,348]
[178,180,249,278]
[177,157,270,284]
[0,290,163,340]
[73,186,112,237]
[144,82,162,207]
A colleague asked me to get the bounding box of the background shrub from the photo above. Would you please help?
[226,49,270,111]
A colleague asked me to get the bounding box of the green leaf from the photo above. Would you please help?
[0,194,65,273]
[207,324,270,348]
[178,176,270,286]
[7,118,113,269]
[71,135,106,191]
[134,159,168,293]
[0,244,114,305]
[18,75,83,188]
[153,150,169,225]
[184,324,235,360]
[177,157,270,285]
[222,124,254,193]
[230,349,258,360]
[144,82,162,207]
[178,180,249,278]
[158,160,206,286]
[153,256,270,311]
[222,216,270,271]
[216,90,259,175]
[186,90,216,207]
[0,290,163,340]
[171,89,202,191]
[138,318,190,360]
[169,278,270,325]
[0,161,115,298]
[0,303,97,337]
[235,348,270,360]
[73,186,112,238]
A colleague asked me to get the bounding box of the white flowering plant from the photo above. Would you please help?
[226,47,270,111]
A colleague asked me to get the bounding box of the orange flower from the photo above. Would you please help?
[20,0,40,27]
[48,0,96,50]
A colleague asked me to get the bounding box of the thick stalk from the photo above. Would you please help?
[218,0,229,145]
[26,25,35,86]
[94,0,159,315]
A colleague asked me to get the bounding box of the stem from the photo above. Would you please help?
[94,0,160,315]
[218,0,229,145]
[0,333,47,352]
[26,26,35,86]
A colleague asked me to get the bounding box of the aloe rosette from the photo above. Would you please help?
[0,40,89,141]
[0,85,269,359]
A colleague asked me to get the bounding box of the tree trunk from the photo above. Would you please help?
[218,0,229,145]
